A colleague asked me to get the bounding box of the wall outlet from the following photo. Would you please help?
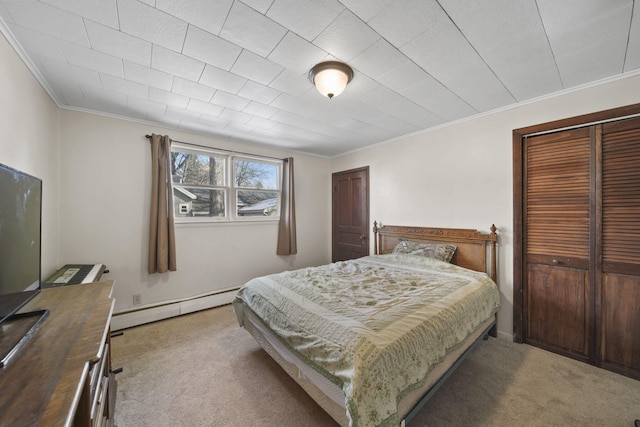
[133,294,142,305]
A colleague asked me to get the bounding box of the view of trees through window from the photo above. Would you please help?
[171,147,281,221]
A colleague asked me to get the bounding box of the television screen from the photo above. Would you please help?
[0,163,42,323]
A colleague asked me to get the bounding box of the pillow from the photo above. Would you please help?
[411,243,457,263]
[392,239,457,263]
[391,239,418,254]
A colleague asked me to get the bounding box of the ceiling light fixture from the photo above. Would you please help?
[309,61,354,99]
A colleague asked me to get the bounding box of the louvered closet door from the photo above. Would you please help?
[600,118,640,375]
[524,128,593,358]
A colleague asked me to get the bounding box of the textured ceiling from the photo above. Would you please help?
[1,0,638,157]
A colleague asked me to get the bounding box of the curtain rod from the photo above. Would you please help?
[145,134,285,162]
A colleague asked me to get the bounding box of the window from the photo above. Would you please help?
[171,144,281,222]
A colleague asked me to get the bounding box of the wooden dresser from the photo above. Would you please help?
[0,281,117,426]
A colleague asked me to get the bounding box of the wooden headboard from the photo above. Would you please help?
[373,222,498,283]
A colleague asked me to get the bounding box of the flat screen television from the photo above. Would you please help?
[0,162,46,367]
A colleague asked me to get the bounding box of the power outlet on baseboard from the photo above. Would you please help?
[133,294,142,305]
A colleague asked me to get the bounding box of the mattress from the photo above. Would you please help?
[233,254,500,427]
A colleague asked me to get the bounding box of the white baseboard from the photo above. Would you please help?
[496,330,513,341]
[111,288,238,331]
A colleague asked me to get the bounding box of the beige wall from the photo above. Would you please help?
[1,29,331,316]
[56,110,331,312]
[0,32,59,276]
[331,72,640,339]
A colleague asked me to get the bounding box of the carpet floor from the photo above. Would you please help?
[111,305,640,427]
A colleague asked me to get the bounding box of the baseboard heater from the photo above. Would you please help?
[111,288,239,331]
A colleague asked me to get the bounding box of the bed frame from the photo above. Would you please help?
[241,223,500,427]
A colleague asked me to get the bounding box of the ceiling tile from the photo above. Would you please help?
[220,1,287,57]
[155,0,232,35]
[538,0,633,87]
[555,36,630,87]
[268,69,311,96]
[247,116,277,130]
[199,65,247,94]
[7,24,65,62]
[377,60,432,94]
[231,50,283,85]
[538,0,633,57]
[0,3,14,24]
[402,19,514,112]
[165,105,201,122]
[267,0,345,41]
[212,91,251,111]
[225,121,255,135]
[337,0,394,22]
[59,40,124,78]
[240,0,275,14]
[268,31,328,74]
[341,101,419,135]
[79,84,128,112]
[148,87,190,109]
[625,1,640,71]
[3,1,89,47]
[186,99,224,117]
[438,0,562,101]
[312,10,379,62]
[219,108,253,124]
[85,21,152,67]
[127,96,167,120]
[350,39,408,79]
[367,0,441,47]
[118,0,187,53]
[42,0,118,29]
[171,77,215,102]
[41,74,83,105]
[182,25,242,71]
[243,101,279,119]
[197,114,229,128]
[361,86,442,129]
[36,56,102,88]
[124,61,174,92]
[401,77,476,121]
[100,74,149,99]
[237,81,281,104]
[151,44,205,82]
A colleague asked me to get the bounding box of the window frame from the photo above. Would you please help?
[170,143,282,224]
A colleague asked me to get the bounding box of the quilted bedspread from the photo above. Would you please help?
[233,254,500,427]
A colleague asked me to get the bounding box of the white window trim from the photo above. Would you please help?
[171,144,282,224]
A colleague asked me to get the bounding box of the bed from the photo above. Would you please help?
[233,222,500,427]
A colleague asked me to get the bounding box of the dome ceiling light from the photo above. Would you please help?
[309,61,354,99]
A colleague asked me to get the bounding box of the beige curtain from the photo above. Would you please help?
[148,133,177,273]
[277,157,297,255]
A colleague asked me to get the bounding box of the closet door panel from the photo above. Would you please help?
[524,128,592,357]
[527,264,589,355]
[600,117,640,378]
[601,273,640,372]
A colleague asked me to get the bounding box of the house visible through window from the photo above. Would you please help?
[171,144,281,222]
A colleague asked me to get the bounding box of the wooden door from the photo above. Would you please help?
[332,167,369,262]
[523,128,594,360]
[599,118,640,377]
